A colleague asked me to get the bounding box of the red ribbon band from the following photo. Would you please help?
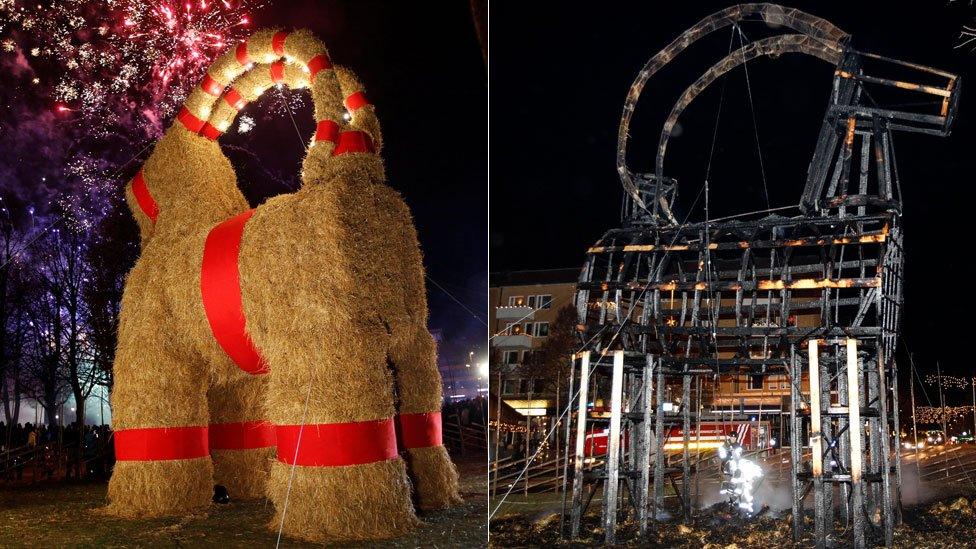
[200,122,222,141]
[269,61,285,84]
[200,209,269,375]
[201,73,224,97]
[306,54,332,79]
[272,31,289,56]
[332,131,375,156]
[177,107,205,134]
[276,418,398,467]
[115,426,209,461]
[397,411,443,449]
[209,421,276,451]
[344,91,369,112]
[236,42,251,65]
[314,120,339,143]
[130,170,159,224]
[224,88,247,111]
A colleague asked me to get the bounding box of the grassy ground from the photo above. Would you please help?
[0,456,486,548]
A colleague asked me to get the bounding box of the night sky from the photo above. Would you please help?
[491,2,976,387]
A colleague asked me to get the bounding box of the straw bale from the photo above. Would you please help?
[282,29,326,65]
[266,458,419,542]
[404,446,462,510]
[246,28,279,64]
[106,458,213,518]
[211,448,274,500]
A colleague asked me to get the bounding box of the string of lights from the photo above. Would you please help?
[924,374,974,390]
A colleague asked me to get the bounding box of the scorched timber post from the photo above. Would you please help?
[562,4,960,546]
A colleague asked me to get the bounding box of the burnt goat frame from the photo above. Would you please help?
[565,4,959,548]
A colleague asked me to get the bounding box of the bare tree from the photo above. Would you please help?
[0,209,33,447]
[39,221,98,469]
[83,202,139,396]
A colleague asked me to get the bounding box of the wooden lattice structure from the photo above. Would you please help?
[563,4,960,547]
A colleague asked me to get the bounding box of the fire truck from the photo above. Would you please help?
[582,420,772,457]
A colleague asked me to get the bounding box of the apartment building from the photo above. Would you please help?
[489,268,578,416]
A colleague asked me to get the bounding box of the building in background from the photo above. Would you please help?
[489,268,578,417]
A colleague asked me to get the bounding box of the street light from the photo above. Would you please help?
[478,361,488,378]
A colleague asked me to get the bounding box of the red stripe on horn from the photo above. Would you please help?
[115,426,209,461]
[130,170,159,224]
[397,412,443,449]
[177,107,205,134]
[269,61,285,84]
[200,209,269,375]
[200,122,223,141]
[223,88,247,111]
[344,91,369,111]
[276,418,398,467]
[306,54,332,79]
[332,131,375,156]
[201,73,224,96]
[209,421,276,451]
[235,42,250,65]
[272,31,288,56]
[314,120,339,143]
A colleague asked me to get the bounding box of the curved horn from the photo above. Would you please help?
[655,34,844,178]
[615,3,849,209]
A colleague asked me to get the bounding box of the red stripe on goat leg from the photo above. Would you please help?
[209,421,276,451]
[115,426,209,461]
[397,412,444,449]
[276,418,398,467]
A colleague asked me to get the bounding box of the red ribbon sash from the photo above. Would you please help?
[344,91,369,112]
[224,88,247,111]
[269,61,285,84]
[130,170,159,224]
[275,418,398,467]
[332,131,375,156]
[177,107,205,134]
[397,411,443,449]
[306,54,332,79]
[235,42,251,65]
[272,31,289,56]
[115,426,209,461]
[209,421,276,450]
[201,73,224,97]
[200,209,269,374]
[314,120,339,144]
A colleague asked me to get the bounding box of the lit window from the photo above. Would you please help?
[508,296,525,306]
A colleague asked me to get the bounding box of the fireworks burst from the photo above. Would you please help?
[1,0,260,134]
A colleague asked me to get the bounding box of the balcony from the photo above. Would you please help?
[495,305,534,321]
[492,334,532,348]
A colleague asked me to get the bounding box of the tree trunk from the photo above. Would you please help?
[74,394,85,478]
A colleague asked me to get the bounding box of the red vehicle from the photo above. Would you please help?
[583,421,769,457]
